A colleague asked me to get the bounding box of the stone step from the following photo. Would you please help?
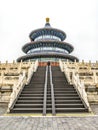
[55,94,78,96]
[21,91,77,95]
[54,91,77,94]
[24,87,44,89]
[23,89,44,91]
[20,94,78,97]
[55,100,82,104]
[55,97,80,100]
[17,100,44,104]
[22,90,44,92]
[56,108,88,113]
[14,104,52,108]
[21,91,44,94]
[55,104,84,108]
[54,84,73,87]
[54,88,75,90]
[25,85,44,88]
[11,108,43,113]
[20,94,45,97]
[18,97,44,100]
[11,108,52,113]
[15,104,43,108]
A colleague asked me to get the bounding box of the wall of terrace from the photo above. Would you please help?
[0,60,38,105]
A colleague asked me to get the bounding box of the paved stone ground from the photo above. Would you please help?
[91,104,98,115]
[0,105,98,130]
[0,116,98,130]
[0,105,8,116]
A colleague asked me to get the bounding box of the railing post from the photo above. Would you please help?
[1,72,4,86]
[93,71,97,84]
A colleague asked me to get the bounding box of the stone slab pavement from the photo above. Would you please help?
[0,116,98,130]
[0,105,98,130]
[0,105,7,116]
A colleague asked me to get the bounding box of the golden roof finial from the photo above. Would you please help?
[46,17,50,23]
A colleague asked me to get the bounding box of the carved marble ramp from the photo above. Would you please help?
[10,66,88,114]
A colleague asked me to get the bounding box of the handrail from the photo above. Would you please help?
[43,66,48,115]
[49,66,56,115]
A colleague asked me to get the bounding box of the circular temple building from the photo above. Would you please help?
[17,18,79,65]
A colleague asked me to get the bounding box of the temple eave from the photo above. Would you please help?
[22,41,74,54]
[17,53,79,62]
[29,28,66,41]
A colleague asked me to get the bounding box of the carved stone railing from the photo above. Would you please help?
[93,71,98,84]
[7,60,39,112]
[59,60,72,84]
[7,71,26,112]
[26,60,38,84]
[72,72,91,112]
[59,60,91,111]
[59,59,64,72]
[33,59,38,72]
[59,60,98,86]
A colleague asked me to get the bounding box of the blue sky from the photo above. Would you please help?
[0,0,97,62]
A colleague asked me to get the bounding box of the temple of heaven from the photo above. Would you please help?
[17,18,79,64]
